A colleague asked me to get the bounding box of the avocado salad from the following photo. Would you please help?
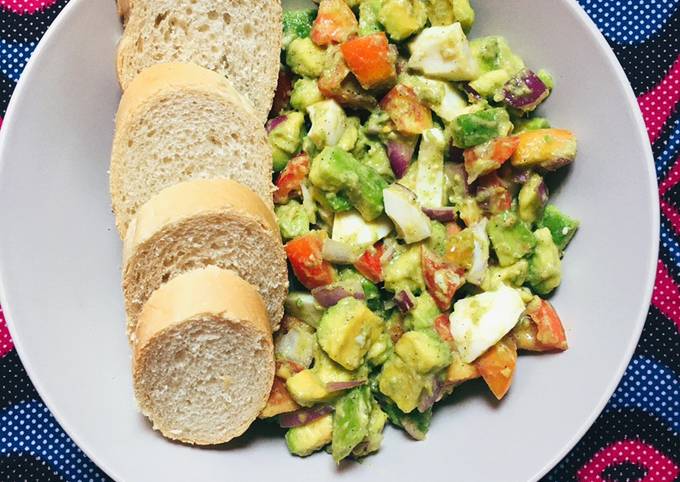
[264,0,580,462]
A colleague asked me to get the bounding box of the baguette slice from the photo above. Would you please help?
[123,179,287,334]
[116,0,282,121]
[133,266,274,445]
[110,63,274,237]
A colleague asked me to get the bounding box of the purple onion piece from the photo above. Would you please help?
[422,207,457,223]
[326,379,367,392]
[388,137,417,179]
[266,115,287,134]
[503,69,550,112]
[537,179,549,205]
[462,83,482,102]
[449,146,465,164]
[394,289,416,313]
[311,285,364,308]
[279,405,334,428]
[417,378,445,413]
[539,157,574,171]
[509,168,530,184]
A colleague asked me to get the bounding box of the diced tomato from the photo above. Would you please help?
[445,350,480,386]
[528,299,568,351]
[340,33,397,90]
[274,153,310,204]
[421,246,465,311]
[285,232,335,289]
[511,128,577,171]
[463,136,519,183]
[434,314,454,344]
[260,377,300,418]
[318,46,377,110]
[475,337,517,400]
[354,242,384,283]
[380,84,433,135]
[475,172,512,214]
[311,0,358,46]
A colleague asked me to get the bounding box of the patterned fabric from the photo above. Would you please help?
[0,0,678,480]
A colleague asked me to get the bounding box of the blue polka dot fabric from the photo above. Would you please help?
[0,1,679,481]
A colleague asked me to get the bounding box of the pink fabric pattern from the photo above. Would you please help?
[638,55,680,144]
[0,0,57,14]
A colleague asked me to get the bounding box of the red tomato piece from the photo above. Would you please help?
[311,0,358,46]
[285,232,335,289]
[464,136,519,182]
[354,242,384,283]
[434,313,454,344]
[274,153,310,204]
[421,246,465,311]
[318,47,377,110]
[475,337,518,400]
[528,299,568,351]
[340,33,397,90]
[380,84,433,135]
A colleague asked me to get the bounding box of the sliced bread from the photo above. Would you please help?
[116,0,282,121]
[123,179,287,334]
[110,63,274,237]
[133,266,275,445]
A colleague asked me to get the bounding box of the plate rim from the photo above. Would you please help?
[0,0,660,480]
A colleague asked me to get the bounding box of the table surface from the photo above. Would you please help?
[0,1,678,481]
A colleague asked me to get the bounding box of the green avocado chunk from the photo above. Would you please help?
[470,36,525,76]
[285,292,325,329]
[331,386,373,462]
[359,0,384,35]
[352,399,388,457]
[286,413,333,457]
[425,0,475,32]
[449,108,513,148]
[286,37,326,78]
[514,117,551,134]
[395,329,452,374]
[481,259,529,291]
[383,245,425,294]
[538,204,580,251]
[404,291,440,330]
[487,210,537,267]
[378,354,429,413]
[283,9,317,46]
[269,112,305,171]
[290,78,324,112]
[379,0,427,41]
[518,173,547,225]
[310,146,388,221]
[275,200,311,240]
[527,227,562,295]
[317,297,383,370]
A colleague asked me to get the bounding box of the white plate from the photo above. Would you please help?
[0,0,659,481]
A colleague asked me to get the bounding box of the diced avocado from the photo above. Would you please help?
[408,23,479,81]
[269,112,305,171]
[444,163,468,207]
[275,320,316,368]
[536,69,555,90]
[399,407,432,440]
[514,117,551,134]
[337,117,360,152]
[286,37,326,78]
[307,100,348,150]
[353,129,394,181]
[400,74,471,123]
[527,227,562,295]
[427,220,447,257]
[518,173,547,225]
[285,292,325,329]
[538,204,579,251]
[290,78,324,112]
[425,0,474,32]
[310,147,388,221]
[449,108,513,148]
[365,109,394,138]
[313,344,361,386]
[366,332,394,366]
[383,184,433,243]
[395,329,452,374]
[283,9,317,47]
[338,268,381,310]
[379,0,427,41]
[378,354,429,412]
[487,210,537,267]
[384,245,425,293]
[414,127,447,208]
[285,413,333,457]
[352,399,388,457]
[404,291,440,330]
[276,200,311,240]
[317,297,383,370]
[286,369,333,406]
[318,190,353,213]
[331,386,372,462]
[480,259,529,291]
[359,0,384,36]
[469,69,512,98]
[470,36,525,76]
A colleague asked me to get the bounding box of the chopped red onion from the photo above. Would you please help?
[462,83,481,101]
[266,115,287,134]
[311,285,364,308]
[417,378,444,413]
[326,379,367,392]
[422,207,457,222]
[539,157,573,171]
[387,137,417,179]
[394,289,416,313]
[279,405,334,428]
[537,179,549,204]
[503,69,550,112]
[510,168,530,184]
